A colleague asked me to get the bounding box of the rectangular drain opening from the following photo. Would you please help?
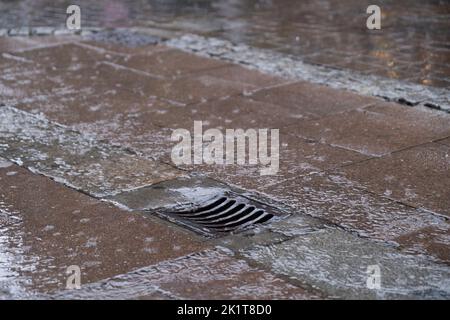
[107,177,290,238]
[152,192,289,238]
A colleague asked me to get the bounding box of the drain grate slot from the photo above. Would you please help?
[155,195,284,237]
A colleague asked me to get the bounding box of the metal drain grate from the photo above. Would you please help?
[154,195,281,237]
[107,177,289,238]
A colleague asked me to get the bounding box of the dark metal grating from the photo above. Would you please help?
[154,195,283,237]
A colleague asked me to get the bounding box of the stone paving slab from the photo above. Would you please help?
[12,42,121,70]
[0,106,183,197]
[289,103,450,156]
[80,40,170,55]
[182,64,287,89]
[116,48,228,79]
[178,132,369,191]
[0,37,49,53]
[240,228,450,299]
[49,248,320,300]
[0,36,80,54]
[437,137,450,147]
[249,80,378,120]
[394,225,450,266]
[0,161,208,297]
[142,96,300,129]
[261,173,450,264]
[339,142,450,217]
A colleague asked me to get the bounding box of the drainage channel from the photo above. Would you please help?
[106,177,289,238]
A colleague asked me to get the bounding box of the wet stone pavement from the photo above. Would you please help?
[0,31,449,300]
[0,0,449,88]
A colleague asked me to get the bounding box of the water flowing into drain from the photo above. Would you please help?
[154,195,279,237]
[106,177,289,238]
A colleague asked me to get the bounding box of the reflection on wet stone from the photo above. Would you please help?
[0,0,448,87]
[0,106,184,197]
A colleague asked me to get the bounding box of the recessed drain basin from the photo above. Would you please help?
[154,194,288,237]
[107,177,289,238]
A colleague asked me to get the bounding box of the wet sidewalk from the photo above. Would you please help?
[1,0,449,88]
[0,32,449,299]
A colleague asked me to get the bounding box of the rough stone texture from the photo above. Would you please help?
[117,49,228,78]
[177,132,368,191]
[241,229,450,299]
[1,0,449,92]
[437,137,450,147]
[186,64,287,89]
[167,34,450,111]
[0,164,208,297]
[0,106,183,197]
[261,173,450,264]
[250,80,377,120]
[81,40,170,55]
[13,42,120,70]
[0,36,49,52]
[340,143,450,217]
[289,103,450,156]
[49,248,320,300]
[143,95,301,129]
[394,225,450,265]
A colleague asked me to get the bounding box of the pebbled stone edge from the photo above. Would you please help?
[166,34,450,113]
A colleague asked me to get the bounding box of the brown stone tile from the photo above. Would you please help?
[143,74,255,105]
[0,37,45,53]
[0,46,125,106]
[117,48,227,78]
[0,53,53,105]
[249,81,377,120]
[188,64,287,89]
[179,132,368,192]
[13,42,120,70]
[0,106,184,197]
[50,248,319,299]
[290,103,450,156]
[80,40,170,55]
[340,142,450,217]
[16,83,171,126]
[0,164,208,296]
[437,137,450,147]
[74,114,175,162]
[394,224,450,264]
[261,172,449,263]
[27,35,81,47]
[141,96,302,129]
